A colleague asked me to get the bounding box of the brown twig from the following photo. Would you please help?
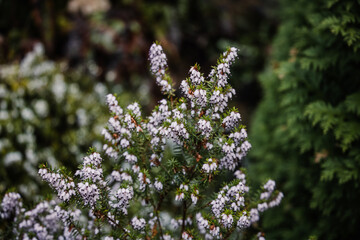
[179,200,187,239]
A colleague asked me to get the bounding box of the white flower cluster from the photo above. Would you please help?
[39,168,76,202]
[191,189,199,205]
[145,99,171,163]
[196,213,209,233]
[209,88,235,114]
[257,202,268,212]
[229,128,248,145]
[210,194,226,218]
[127,102,141,118]
[74,152,106,208]
[138,172,151,192]
[268,192,284,208]
[78,182,100,207]
[202,158,218,174]
[123,151,138,164]
[237,211,250,229]
[175,183,189,201]
[149,43,172,94]
[211,181,248,222]
[54,205,82,226]
[260,180,276,200]
[148,99,171,129]
[240,140,252,153]
[124,104,142,132]
[159,120,189,145]
[218,137,252,171]
[103,95,148,164]
[221,213,233,229]
[197,119,212,139]
[0,192,23,219]
[189,66,205,85]
[234,169,246,183]
[106,93,123,116]
[111,170,133,183]
[19,43,55,78]
[180,67,209,110]
[214,47,238,88]
[194,176,272,237]
[219,141,238,171]
[196,213,220,239]
[170,217,192,230]
[222,111,241,130]
[193,88,207,108]
[181,66,204,96]
[1,193,84,239]
[109,187,134,215]
[257,179,283,209]
[19,201,61,239]
[154,178,163,191]
[180,80,192,99]
[76,152,106,186]
[131,216,146,230]
[256,182,284,212]
[103,141,119,159]
[250,208,260,223]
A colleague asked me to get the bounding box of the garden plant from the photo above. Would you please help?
[1,44,282,239]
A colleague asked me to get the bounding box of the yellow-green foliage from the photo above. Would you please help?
[249,0,360,239]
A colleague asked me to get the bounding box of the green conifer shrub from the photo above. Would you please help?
[249,0,360,239]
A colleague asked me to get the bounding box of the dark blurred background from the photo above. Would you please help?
[0,0,278,118]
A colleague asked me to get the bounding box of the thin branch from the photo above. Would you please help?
[155,194,165,240]
[180,200,187,239]
[149,193,165,240]
[95,210,130,239]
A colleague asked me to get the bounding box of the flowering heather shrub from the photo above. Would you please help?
[0,44,282,239]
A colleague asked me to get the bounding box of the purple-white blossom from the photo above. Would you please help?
[131,216,146,231]
[38,168,76,202]
[237,211,250,229]
[149,43,172,94]
[0,192,22,219]
[77,182,100,207]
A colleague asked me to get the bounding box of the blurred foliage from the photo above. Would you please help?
[0,0,277,118]
[0,44,110,202]
[249,0,360,239]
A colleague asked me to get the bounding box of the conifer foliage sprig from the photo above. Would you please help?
[249,1,360,239]
[1,43,282,239]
